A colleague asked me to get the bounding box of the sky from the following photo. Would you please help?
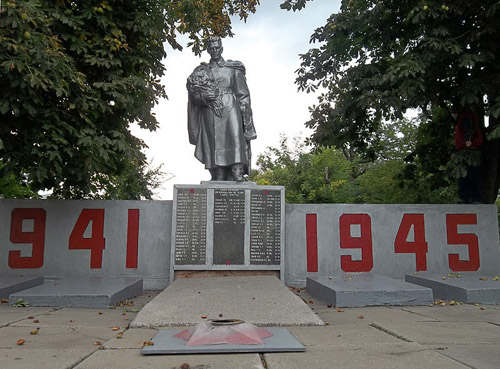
[131,0,341,199]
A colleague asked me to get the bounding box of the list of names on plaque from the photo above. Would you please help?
[213,188,245,265]
[250,189,282,265]
[174,188,207,265]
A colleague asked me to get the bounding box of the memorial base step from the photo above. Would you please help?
[307,274,433,307]
[405,274,500,304]
[9,277,143,308]
[0,275,44,299]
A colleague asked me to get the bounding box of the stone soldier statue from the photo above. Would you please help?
[187,37,257,181]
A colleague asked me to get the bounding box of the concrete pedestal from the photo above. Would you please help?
[0,275,44,299]
[406,274,500,304]
[9,277,143,308]
[307,274,433,307]
[170,183,285,282]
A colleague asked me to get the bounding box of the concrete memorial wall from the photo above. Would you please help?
[0,200,172,289]
[1,200,499,289]
[285,204,500,286]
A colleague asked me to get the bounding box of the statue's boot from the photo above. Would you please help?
[215,167,226,181]
[232,163,244,182]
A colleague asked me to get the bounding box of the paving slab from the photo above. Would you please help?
[370,320,500,344]
[263,343,470,369]
[0,305,57,327]
[307,275,433,307]
[428,343,500,369]
[0,275,44,299]
[285,324,403,347]
[9,277,143,308]
[132,276,324,327]
[9,307,137,329]
[0,348,96,369]
[74,348,264,369]
[402,303,500,322]
[406,274,500,303]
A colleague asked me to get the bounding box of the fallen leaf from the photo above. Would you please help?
[442,276,446,280]
[328,276,332,280]
[0,298,9,303]
[336,307,344,313]
[181,363,190,369]
[69,320,74,323]
[308,300,314,304]
[480,307,486,310]
[327,304,333,308]
[112,326,120,331]
[357,315,364,319]
[33,320,39,323]
[93,341,101,346]
[27,316,35,319]
[201,315,207,319]
[325,322,330,326]
[493,276,499,281]
[479,278,488,281]
[143,340,154,347]
[30,328,39,335]
[16,339,25,345]
[116,333,123,339]
[98,312,103,315]
[121,312,127,316]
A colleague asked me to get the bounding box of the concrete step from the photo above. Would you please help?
[0,275,44,299]
[9,277,143,308]
[307,274,433,307]
[406,274,500,304]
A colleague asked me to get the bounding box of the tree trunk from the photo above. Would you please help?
[481,116,500,204]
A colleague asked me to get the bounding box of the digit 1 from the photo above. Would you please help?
[69,209,105,268]
[339,214,373,272]
[446,214,480,271]
[126,209,139,269]
[394,214,428,271]
[9,208,46,269]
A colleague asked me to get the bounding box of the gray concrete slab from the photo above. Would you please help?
[307,275,433,307]
[131,276,324,327]
[9,277,143,308]
[141,328,304,354]
[402,303,500,322]
[9,307,136,329]
[0,348,98,369]
[263,343,470,369]
[0,305,57,327]
[427,344,500,369]
[74,348,264,369]
[370,320,500,344]
[406,273,500,303]
[0,275,44,299]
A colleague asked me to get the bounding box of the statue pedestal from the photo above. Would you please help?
[170,183,285,282]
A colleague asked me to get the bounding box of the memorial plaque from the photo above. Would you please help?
[213,188,245,265]
[250,189,282,265]
[174,188,207,265]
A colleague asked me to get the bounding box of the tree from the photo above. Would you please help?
[0,0,259,198]
[293,0,500,203]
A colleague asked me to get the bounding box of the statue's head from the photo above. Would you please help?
[207,37,223,60]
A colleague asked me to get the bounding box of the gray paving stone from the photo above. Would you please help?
[264,343,470,369]
[9,277,143,308]
[406,274,500,303]
[10,307,136,329]
[307,275,433,307]
[428,343,500,369]
[0,348,96,369]
[371,320,500,344]
[0,275,44,299]
[74,348,264,369]
[0,305,57,327]
[402,303,500,322]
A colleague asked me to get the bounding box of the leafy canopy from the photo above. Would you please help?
[0,0,260,198]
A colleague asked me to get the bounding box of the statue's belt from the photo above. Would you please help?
[218,87,234,95]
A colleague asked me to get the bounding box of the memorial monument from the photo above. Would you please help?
[186,36,257,182]
[170,37,284,281]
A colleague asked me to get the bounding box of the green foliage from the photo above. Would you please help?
[0,0,259,199]
[292,0,500,202]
